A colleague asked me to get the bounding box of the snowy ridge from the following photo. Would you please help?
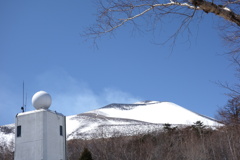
[87,101,219,126]
[66,112,158,140]
[66,101,220,140]
[0,124,15,146]
[1,101,221,142]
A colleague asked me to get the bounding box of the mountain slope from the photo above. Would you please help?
[0,124,15,146]
[87,101,218,125]
[66,101,220,139]
[1,101,221,143]
[66,112,163,140]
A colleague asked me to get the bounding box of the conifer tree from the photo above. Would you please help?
[79,147,93,160]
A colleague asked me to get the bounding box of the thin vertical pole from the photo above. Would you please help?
[23,81,24,110]
[25,92,27,112]
[21,81,25,112]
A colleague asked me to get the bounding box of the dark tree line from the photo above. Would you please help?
[0,140,14,160]
[1,121,240,160]
[67,123,240,160]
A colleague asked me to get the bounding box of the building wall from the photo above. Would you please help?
[14,109,66,160]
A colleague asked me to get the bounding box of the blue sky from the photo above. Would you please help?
[0,1,237,125]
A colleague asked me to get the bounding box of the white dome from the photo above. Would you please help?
[32,91,52,110]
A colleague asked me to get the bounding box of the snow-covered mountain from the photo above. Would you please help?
[66,101,220,139]
[0,123,15,146]
[1,101,221,144]
[89,101,217,125]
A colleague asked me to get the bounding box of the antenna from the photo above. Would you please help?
[21,81,26,113]
[25,92,27,112]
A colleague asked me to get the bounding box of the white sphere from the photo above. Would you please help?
[32,91,52,110]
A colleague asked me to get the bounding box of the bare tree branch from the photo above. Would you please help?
[82,0,240,56]
[84,0,240,39]
[191,0,240,25]
[95,2,197,35]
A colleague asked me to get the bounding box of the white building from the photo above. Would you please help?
[14,91,66,160]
